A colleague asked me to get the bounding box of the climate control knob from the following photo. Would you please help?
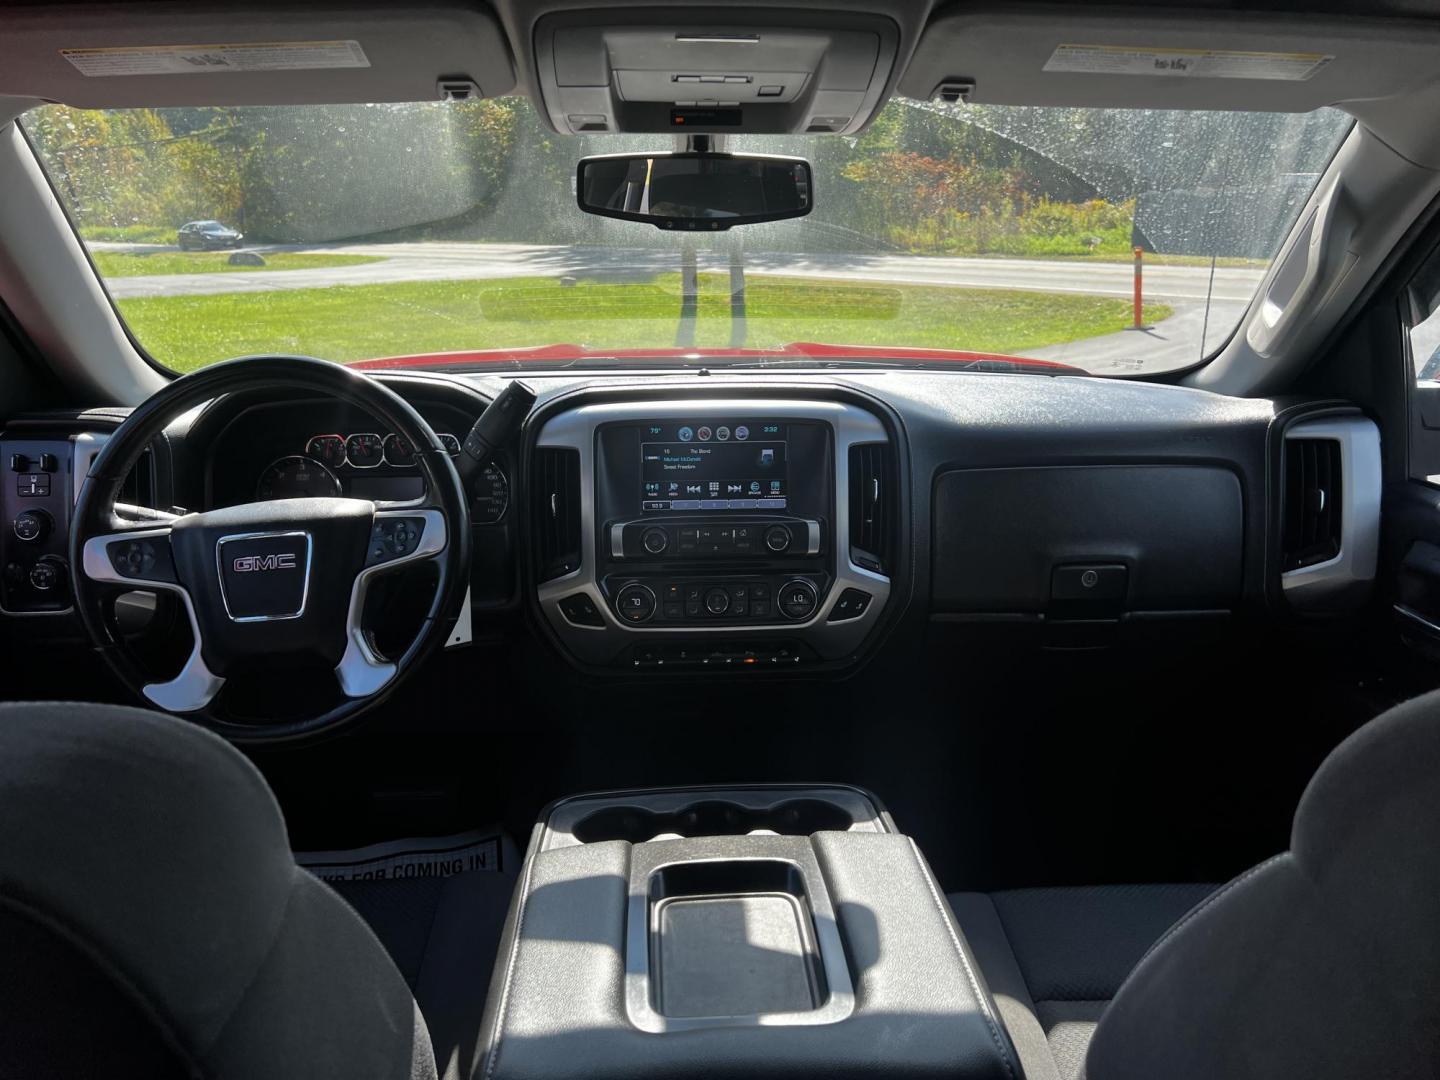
[704,587,730,615]
[615,583,656,623]
[12,509,51,543]
[641,527,669,555]
[779,579,819,621]
[764,525,792,553]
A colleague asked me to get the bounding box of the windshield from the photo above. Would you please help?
[23,98,1351,376]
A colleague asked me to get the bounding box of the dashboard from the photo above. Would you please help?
[0,367,1383,683]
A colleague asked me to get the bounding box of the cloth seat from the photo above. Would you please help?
[0,701,436,1079]
[949,884,1217,1080]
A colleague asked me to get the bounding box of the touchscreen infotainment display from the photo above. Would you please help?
[640,421,788,511]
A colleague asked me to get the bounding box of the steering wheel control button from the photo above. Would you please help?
[367,517,425,565]
[216,531,312,622]
[764,524,792,553]
[828,588,873,622]
[642,527,669,554]
[558,592,604,627]
[12,509,50,542]
[616,583,656,623]
[779,579,819,620]
[106,537,176,583]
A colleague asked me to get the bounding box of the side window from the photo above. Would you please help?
[1407,248,1440,481]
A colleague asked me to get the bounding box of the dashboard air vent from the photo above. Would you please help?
[849,442,894,574]
[533,447,582,581]
[119,446,155,509]
[1282,437,1342,571]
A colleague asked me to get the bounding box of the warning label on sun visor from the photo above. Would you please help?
[1044,45,1332,81]
[61,40,370,77]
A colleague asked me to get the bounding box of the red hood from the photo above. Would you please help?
[347,342,1085,373]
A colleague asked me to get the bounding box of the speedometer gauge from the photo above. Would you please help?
[256,455,342,501]
[473,462,510,524]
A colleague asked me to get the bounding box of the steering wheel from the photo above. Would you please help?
[69,356,471,744]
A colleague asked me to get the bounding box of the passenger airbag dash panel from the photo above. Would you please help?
[932,465,1244,613]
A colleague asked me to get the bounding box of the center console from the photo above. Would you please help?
[532,398,897,669]
[478,785,1017,1080]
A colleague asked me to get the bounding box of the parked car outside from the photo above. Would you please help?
[176,220,243,250]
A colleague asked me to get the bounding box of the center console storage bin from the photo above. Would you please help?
[479,786,1017,1080]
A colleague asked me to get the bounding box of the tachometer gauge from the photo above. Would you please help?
[256,455,342,501]
[305,434,347,469]
[473,462,510,524]
[345,432,384,468]
[383,432,416,467]
[438,433,461,456]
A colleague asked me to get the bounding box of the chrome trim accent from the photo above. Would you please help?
[1281,416,1381,608]
[335,508,447,698]
[214,530,313,623]
[81,527,225,713]
[534,399,891,665]
[610,522,626,558]
[344,432,384,469]
[1395,603,1440,637]
[72,430,109,507]
[806,520,821,555]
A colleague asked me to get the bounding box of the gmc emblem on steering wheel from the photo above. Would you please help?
[232,553,298,573]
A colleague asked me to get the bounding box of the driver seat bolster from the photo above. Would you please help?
[0,701,436,1079]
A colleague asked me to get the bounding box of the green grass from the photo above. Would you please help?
[113,274,1172,373]
[79,225,175,244]
[93,251,384,276]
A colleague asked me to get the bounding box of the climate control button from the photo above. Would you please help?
[615,583,656,623]
[779,579,819,620]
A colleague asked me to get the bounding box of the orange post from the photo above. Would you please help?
[1132,245,1144,328]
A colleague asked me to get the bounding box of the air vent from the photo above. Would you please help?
[533,447,582,581]
[118,446,155,509]
[1282,437,1342,571]
[849,442,894,574]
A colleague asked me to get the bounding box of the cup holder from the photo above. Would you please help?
[572,798,856,845]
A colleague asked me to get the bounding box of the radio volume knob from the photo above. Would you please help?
[641,527,669,555]
[764,525,792,553]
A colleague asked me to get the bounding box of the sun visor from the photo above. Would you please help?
[0,1,515,108]
[534,9,899,135]
[898,5,1440,114]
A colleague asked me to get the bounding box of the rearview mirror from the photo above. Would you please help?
[576,152,812,231]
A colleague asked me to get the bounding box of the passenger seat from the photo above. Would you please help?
[949,684,1440,1080]
[948,885,1216,1080]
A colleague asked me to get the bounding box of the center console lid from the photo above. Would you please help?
[478,785,1017,1080]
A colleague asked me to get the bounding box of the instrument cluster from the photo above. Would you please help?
[256,430,509,523]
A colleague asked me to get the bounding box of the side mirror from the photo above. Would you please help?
[576,152,812,231]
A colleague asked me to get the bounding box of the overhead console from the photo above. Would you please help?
[530,397,900,671]
[533,9,900,134]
